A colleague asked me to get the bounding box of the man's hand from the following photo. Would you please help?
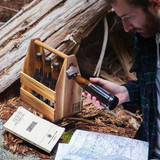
[82,77,130,109]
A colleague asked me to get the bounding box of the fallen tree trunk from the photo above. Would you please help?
[0,0,111,93]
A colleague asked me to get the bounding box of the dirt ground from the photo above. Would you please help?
[0,81,141,159]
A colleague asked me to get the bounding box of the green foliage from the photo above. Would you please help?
[60,131,74,143]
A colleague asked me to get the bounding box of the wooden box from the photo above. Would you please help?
[20,38,83,122]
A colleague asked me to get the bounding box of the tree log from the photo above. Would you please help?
[0,0,111,93]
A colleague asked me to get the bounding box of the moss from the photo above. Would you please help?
[60,131,74,143]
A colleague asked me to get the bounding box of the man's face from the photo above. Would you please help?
[111,0,160,38]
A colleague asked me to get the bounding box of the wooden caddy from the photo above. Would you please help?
[20,38,83,122]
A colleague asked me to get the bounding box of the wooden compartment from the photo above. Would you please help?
[20,38,83,122]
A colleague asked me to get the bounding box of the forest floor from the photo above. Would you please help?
[0,80,141,159]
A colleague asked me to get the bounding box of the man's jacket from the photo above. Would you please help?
[123,33,157,157]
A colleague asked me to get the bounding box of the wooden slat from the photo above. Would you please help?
[35,40,67,59]
[59,55,83,117]
[20,72,56,102]
[20,88,55,122]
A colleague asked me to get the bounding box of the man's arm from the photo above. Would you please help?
[82,77,131,108]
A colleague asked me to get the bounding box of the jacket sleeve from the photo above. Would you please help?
[122,80,141,106]
[121,33,141,106]
[121,33,156,107]
[122,54,141,106]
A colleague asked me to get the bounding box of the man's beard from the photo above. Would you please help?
[139,10,160,38]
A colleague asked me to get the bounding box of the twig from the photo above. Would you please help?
[93,17,108,77]
[0,6,19,13]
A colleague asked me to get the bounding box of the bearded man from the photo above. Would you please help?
[83,0,160,159]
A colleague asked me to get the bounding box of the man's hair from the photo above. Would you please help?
[108,0,151,8]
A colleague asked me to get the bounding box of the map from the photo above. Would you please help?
[55,129,149,160]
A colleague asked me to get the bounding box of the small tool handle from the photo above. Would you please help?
[35,40,67,59]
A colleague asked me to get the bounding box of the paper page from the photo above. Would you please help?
[56,129,148,160]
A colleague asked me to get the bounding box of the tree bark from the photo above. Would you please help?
[0,0,111,93]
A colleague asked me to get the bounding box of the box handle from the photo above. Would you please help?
[35,40,67,59]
